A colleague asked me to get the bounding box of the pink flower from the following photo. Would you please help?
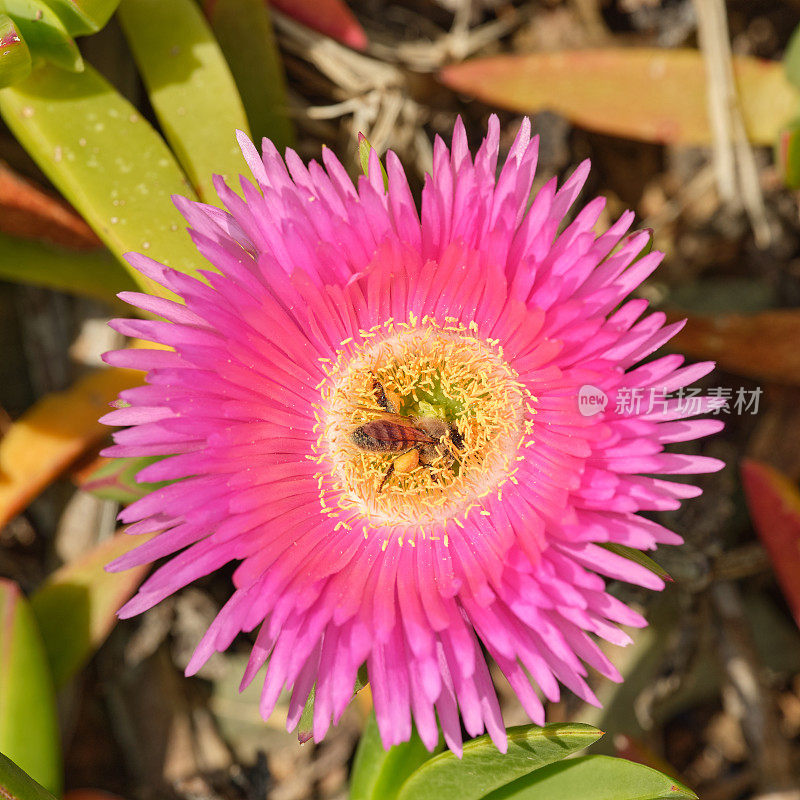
[102,117,724,755]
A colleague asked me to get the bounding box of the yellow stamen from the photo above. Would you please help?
[311,318,533,541]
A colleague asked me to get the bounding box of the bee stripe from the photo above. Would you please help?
[352,420,434,452]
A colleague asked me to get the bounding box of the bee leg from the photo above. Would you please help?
[378,462,395,493]
[371,377,401,414]
[449,422,465,450]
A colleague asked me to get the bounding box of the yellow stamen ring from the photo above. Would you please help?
[311,315,535,538]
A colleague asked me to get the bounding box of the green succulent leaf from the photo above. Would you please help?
[358,132,389,190]
[480,754,697,800]
[0,0,82,71]
[39,0,120,36]
[0,580,62,796]
[118,0,250,202]
[350,712,440,800]
[0,14,31,87]
[202,0,293,150]
[0,751,58,800]
[300,664,368,744]
[0,62,207,299]
[600,543,672,583]
[784,23,800,90]
[31,530,155,688]
[0,232,134,302]
[778,121,800,189]
[79,455,169,504]
[396,724,603,800]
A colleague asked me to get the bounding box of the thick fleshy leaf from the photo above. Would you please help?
[613,735,685,783]
[350,712,439,800]
[270,0,367,50]
[0,580,62,796]
[0,15,31,87]
[358,133,388,190]
[31,529,156,688]
[0,232,134,302]
[2,0,82,71]
[741,459,800,630]
[777,122,800,188]
[203,0,293,149]
[666,308,800,385]
[600,543,672,583]
[479,755,696,800]
[784,22,800,89]
[77,455,168,504]
[118,0,250,202]
[0,752,58,800]
[0,159,100,247]
[0,159,133,299]
[396,724,603,800]
[0,367,143,528]
[439,49,797,146]
[0,62,205,298]
[39,0,120,36]
[298,664,368,743]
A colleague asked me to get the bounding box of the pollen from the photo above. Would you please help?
[311,316,532,536]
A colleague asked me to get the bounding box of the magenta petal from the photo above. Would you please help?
[100,117,724,755]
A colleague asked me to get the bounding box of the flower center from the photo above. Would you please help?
[313,316,533,536]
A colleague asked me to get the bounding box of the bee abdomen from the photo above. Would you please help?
[351,420,433,452]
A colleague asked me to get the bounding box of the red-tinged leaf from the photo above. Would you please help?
[741,459,800,630]
[0,162,101,249]
[76,455,169,505]
[0,580,62,796]
[0,367,143,529]
[0,14,31,88]
[269,0,367,50]
[439,48,797,146]
[777,122,800,188]
[3,0,82,73]
[30,530,155,688]
[666,308,800,385]
[64,792,126,800]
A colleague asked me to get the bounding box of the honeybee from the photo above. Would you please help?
[350,378,464,491]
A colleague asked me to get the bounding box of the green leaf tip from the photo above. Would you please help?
[0,1,83,72]
[358,132,389,191]
[479,754,697,800]
[600,542,672,582]
[39,0,121,36]
[396,723,603,800]
[0,751,59,800]
[0,14,31,87]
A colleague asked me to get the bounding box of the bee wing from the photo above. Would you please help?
[350,413,436,453]
[360,414,436,447]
